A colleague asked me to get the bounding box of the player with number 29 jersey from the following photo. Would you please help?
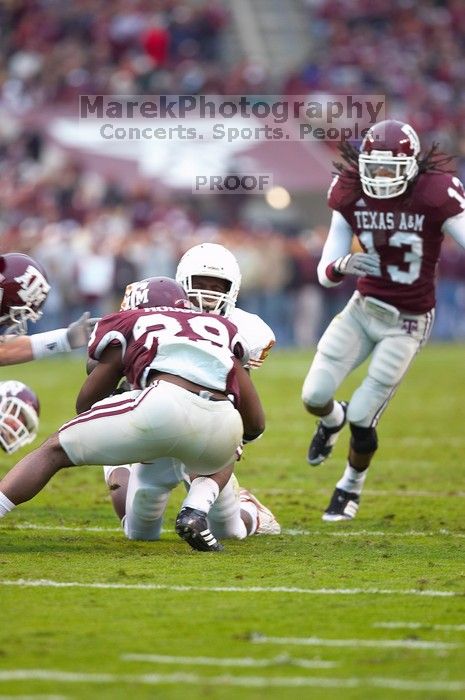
[88,306,247,404]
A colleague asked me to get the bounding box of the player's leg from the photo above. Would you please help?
[104,465,131,520]
[323,329,425,521]
[175,463,235,551]
[302,296,374,465]
[207,473,281,538]
[124,458,184,540]
[0,432,73,516]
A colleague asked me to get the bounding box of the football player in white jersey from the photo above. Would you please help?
[104,243,280,543]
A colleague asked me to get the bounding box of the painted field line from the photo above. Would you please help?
[283,528,465,539]
[1,670,465,692]
[0,578,460,598]
[374,622,465,632]
[251,633,457,651]
[264,488,465,498]
[5,523,465,540]
[121,653,337,669]
[4,523,121,533]
[0,696,68,700]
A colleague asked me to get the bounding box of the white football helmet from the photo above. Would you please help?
[175,243,241,317]
[0,380,40,454]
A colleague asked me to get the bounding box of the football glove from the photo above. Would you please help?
[333,252,380,277]
[66,312,100,349]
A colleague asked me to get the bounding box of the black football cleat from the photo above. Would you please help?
[175,507,224,552]
[307,401,348,466]
[322,487,360,521]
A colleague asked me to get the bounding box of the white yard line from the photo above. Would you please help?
[121,653,336,669]
[251,633,457,650]
[374,622,465,632]
[0,696,68,700]
[1,670,465,692]
[4,523,465,539]
[4,523,121,533]
[0,578,459,597]
[283,528,465,538]
[264,488,465,498]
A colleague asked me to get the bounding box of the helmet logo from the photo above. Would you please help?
[15,266,50,306]
[401,123,420,155]
[121,281,149,311]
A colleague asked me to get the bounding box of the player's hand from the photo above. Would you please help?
[66,313,100,349]
[333,253,381,277]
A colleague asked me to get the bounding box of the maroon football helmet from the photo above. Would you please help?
[0,253,50,335]
[0,380,40,454]
[120,276,190,311]
[359,120,420,199]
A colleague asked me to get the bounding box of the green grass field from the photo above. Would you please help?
[1,345,465,700]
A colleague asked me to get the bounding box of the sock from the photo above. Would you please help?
[321,401,345,428]
[336,463,368,496]
[208,477,247,540]
[239,500,258,535]
[182,477,220,514]
[0,491,15,517]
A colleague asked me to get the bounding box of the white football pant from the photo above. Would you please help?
[302,291,434,427]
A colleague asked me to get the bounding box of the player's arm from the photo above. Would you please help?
[0,314,97,366]
[442,211,465,247]
[76,344,124,413]
[317,210,380,286]
[234,357,265,442]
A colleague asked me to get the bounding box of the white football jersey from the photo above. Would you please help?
[229,308,275,369]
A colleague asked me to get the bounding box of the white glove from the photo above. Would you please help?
[66,312,100,349]
[333,253,381,277]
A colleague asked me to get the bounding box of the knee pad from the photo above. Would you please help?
[349,423,378,454]
[302,368,337,408]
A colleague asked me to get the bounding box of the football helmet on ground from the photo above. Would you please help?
[175,243,241,317]
[120,276,189,311]
[0,380,40,454]
[0,253,50,335]
[359,120,420,199]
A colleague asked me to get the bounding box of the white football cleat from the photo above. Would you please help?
[239,488,281,535]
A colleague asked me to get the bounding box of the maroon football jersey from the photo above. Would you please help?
[88,306,246,403]
[328,171,465,312]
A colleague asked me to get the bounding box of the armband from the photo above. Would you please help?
[243,431,264,444]
[326,261,345,282]
[29,328,71,359]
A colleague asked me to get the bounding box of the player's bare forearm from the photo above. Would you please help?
[76,345,124,413]
[234,358,265,440]
[0,335,33,365]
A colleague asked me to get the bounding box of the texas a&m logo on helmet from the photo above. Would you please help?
[0,253,50,335]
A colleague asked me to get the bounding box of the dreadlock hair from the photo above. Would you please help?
[334,140,456,180]
[331,139,457,200]
[331,142,363,193]
[417,142,456,175]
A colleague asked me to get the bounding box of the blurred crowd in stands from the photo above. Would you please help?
[1,0,465,347]
[291,0,465,180]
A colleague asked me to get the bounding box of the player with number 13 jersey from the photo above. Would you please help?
[302,119,465,523]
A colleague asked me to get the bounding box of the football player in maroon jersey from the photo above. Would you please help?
[302,119,465,521]
[104,245,279,544]
[0,252,96,364]
[0,278,265,552]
